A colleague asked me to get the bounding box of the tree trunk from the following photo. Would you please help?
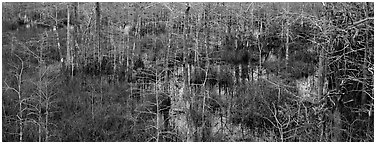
[183,3,195,142]
[96,2,100,57]
[95,2,104,105]
[53,5,63,66]
[202,3,211,141]
[73,2,78,73]
[317,46,325,101]
[66,4,71,75]
[285,3,290,68]
[361,2,369,108]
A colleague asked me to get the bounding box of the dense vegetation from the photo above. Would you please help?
[2,2,373,142]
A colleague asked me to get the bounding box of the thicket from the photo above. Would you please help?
[2,2,373,142]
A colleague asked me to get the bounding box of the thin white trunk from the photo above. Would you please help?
[67,4,72,76]
[155,68,160,142]
[45,96,50,142]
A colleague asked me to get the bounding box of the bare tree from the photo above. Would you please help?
[3,53,27,142]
